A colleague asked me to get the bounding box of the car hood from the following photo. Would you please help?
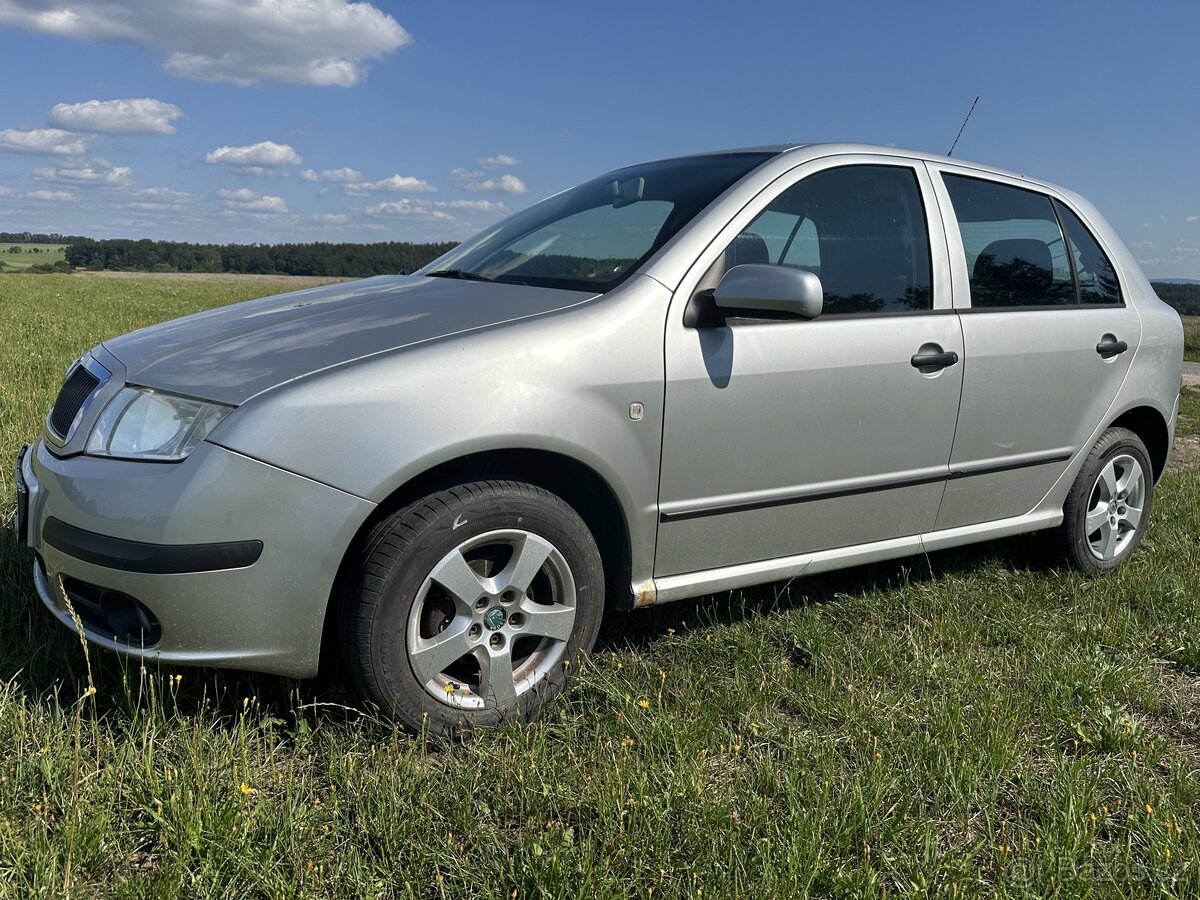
[101,275,597,405]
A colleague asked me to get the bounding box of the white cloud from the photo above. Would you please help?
[218,187,288,214]
[0,0,411,87]
[446,199,507,212]
[466,173,527,195]
[312,213,349,224]
[1187,215,1199,223]
[48,98,183,135]
[450,167,483,182]
[358,197,509,221]
[135,186,191,202]
[206,141,302,171]
[240,196,288,213]
[344,174,436,196]
[479,153,519,167]
[123,187,193,210]
[301,167,363,184]
[217,188,261,202]
[0,186,15,197]
[364,199,454,221]
[26,189,76,201]
[34,159,134,187]
[0,128,86,155]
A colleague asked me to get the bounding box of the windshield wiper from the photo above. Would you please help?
[424,268,495,282]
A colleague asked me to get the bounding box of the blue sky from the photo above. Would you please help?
[0,0,1197,277]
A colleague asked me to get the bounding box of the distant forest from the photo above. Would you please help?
[63,239,457,278]
[5,230,1200,304]
[1,231,88,244]
[1151,282,1200,315]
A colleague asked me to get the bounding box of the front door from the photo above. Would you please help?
[656,160,965,578]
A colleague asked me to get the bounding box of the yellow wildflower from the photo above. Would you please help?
[638,699,650,710]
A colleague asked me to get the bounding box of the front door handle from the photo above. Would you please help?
[910,349,959,371]
[1096,338,1128,358]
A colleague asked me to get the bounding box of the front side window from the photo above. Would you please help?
[418,152,775,292]
[1054,200,1122,305]
[943,174,1075,308]
[722,165,933,314]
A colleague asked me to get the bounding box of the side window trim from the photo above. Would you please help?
[676,157,950,327]
[1049,198,1083,307]
[1053,198,1124,307]
[927,161,1126,311]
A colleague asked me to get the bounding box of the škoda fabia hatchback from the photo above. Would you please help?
[14,144,1183,734]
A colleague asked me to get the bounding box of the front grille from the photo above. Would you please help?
[49,365,100,438]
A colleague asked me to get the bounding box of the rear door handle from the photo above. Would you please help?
[910,350,959,370]
[1096,338,1128,358]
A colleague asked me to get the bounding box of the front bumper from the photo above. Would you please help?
[23,439,375,678]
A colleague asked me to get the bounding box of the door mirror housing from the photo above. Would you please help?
[713,264,824,320]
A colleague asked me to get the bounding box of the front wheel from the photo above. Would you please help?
[339,480,604,735]
[1056,427,1153,575]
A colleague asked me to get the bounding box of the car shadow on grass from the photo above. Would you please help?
[598,529,1058,653]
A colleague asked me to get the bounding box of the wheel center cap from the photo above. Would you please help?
[483,607,506,631]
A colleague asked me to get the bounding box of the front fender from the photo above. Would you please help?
[209,277,670,585]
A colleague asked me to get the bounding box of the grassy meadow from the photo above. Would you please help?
[1183,316,1200,363]
[0,274,1199,897]
[0,244,68,272]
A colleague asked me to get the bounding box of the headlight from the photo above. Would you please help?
[85,387,231,461]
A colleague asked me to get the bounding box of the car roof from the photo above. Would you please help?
[654,143,1068,197]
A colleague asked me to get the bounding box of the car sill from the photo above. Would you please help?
[634,508,1063,607]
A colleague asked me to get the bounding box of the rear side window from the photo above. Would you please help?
[1054,200,1122,305]
[943,174,1075,308]
[726,165,933,315]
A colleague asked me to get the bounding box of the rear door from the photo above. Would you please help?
[655,157,964,578]
[927,164,1141,530]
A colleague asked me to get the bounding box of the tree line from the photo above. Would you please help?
[63,239,457,278]
[1151,282,1200,316]
[0,231,87,244]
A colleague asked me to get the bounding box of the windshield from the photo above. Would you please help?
[419,152,776,292]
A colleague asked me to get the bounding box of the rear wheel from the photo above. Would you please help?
[1057,427,1153,574]
[340,480,603,735]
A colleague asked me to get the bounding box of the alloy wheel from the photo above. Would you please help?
[405,529,577,710]
[1085,454,1145,561]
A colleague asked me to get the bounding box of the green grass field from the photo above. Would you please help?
[0,243,68,271]
[1,274,1199,897]
[1183,316,1200,363]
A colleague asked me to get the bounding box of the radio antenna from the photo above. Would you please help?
[947,96,979,157]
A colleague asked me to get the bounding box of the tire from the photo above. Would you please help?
[339,480,604,735]
[1056,427,1154,575]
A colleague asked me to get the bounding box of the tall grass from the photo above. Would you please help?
[0,275,1198,897]
[1183,316,1200,363]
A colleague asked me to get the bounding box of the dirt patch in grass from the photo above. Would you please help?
[1133,671,1200,768]
[1172,436,1200,473]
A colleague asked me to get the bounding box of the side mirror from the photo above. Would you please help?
[713,264,823,320]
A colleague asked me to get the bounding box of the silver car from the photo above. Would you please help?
[14,144,1183,734]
